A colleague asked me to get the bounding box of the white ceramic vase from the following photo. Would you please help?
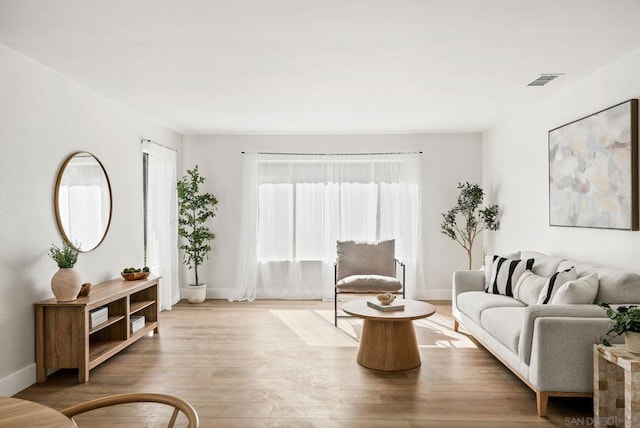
[187,284,207,304]
[51,267,82,302]
[625,331,640,354]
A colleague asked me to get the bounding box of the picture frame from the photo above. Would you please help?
[548,99,639,230]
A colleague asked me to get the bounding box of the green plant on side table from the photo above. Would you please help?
[177,165,218,304]
[599,303,640,353]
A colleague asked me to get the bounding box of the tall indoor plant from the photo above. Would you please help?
[48,240,81,302]
[177,165,218,303]
[440,182,500,269]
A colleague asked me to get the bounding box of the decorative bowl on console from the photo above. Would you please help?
[121,271,150,281]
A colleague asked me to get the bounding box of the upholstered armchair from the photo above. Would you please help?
[334,239,405,326]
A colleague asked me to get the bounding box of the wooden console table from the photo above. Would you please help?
[35,277,160,383]
[594,344,640,427]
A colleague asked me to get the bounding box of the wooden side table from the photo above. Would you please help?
[594,344,640,427]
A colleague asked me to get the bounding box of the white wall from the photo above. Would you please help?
[181,133,483,301]
[0,43,181,396]
[483,48,640,269]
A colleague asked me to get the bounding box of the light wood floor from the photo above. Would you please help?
[16,300,592,427]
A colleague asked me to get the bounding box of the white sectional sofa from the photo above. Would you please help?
[452,250,640,416]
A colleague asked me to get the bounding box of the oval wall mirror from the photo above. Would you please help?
[54,152,112,252]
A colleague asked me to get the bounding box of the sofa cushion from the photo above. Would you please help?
[559,260,640,304]
[480,307,526,353]
[537,267,578,304]
[550,273,599,305]
[487,256,535,297]
[520,250,565,277]
[336,274,402,292]
[513,270,548,306]
[457,291,525,325]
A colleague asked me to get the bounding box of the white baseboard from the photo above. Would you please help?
[179,287,234,300]
[417,289,452,301]
[178,288,451,302]
[0,363,36,396]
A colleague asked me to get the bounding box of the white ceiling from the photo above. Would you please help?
[1,0,640,135]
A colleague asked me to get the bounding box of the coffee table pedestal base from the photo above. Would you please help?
[357,319,421,371]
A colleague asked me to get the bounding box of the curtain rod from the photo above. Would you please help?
[241,151,422,155]
[141,139,178,152]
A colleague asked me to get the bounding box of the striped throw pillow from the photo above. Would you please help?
[486,256,535,297]
[536,267,578,304]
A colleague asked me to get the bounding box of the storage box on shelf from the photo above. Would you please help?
[130,315,145,334]
[34,276,160,383]
[89,306,108,328]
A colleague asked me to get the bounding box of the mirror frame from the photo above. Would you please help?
[54,151,113,252]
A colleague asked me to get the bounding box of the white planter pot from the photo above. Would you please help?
[625,331,640,353]
[187,284,207,304]
[51,267,81,302]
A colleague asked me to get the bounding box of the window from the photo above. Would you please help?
[142,151,149,263]
[141,141,179,310]
[230,153,422,300]
[256,159,411,263]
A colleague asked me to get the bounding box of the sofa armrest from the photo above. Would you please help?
[528,317,615,393]
[518,304,608,365]
[452,270,485,298]
[452,270,485,316]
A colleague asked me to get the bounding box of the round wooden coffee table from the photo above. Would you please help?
[341,299,436,371]
[0,397,75,427]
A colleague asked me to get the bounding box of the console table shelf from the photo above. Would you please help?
[88,315,125,335]
[35,276,160,383]
[130,300,155,314]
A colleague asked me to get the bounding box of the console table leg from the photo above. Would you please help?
[34,306,47,382]
[78,367,89,383]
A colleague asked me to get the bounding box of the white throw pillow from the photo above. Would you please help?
[486,255,535,297]
[513,270,548,306]
[549,273,599,305]
[536,267,578,304]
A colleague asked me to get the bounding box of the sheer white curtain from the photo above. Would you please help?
[231,152,259,302]
[230,153,423,301]
[142,141,179,310]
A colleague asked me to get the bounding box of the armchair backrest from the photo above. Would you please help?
[336,240,396,281]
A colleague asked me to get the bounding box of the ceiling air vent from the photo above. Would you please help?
[527,73,563,87]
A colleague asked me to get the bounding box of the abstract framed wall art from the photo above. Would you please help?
[549,99,638,230]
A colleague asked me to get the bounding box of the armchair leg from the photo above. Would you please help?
[334,291,338,326]
[334,263,338,327]
[400,261,406,299]
[453,320,459,332]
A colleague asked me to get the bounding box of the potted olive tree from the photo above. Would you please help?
[440,182,500,269]
[177,165,219,303]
